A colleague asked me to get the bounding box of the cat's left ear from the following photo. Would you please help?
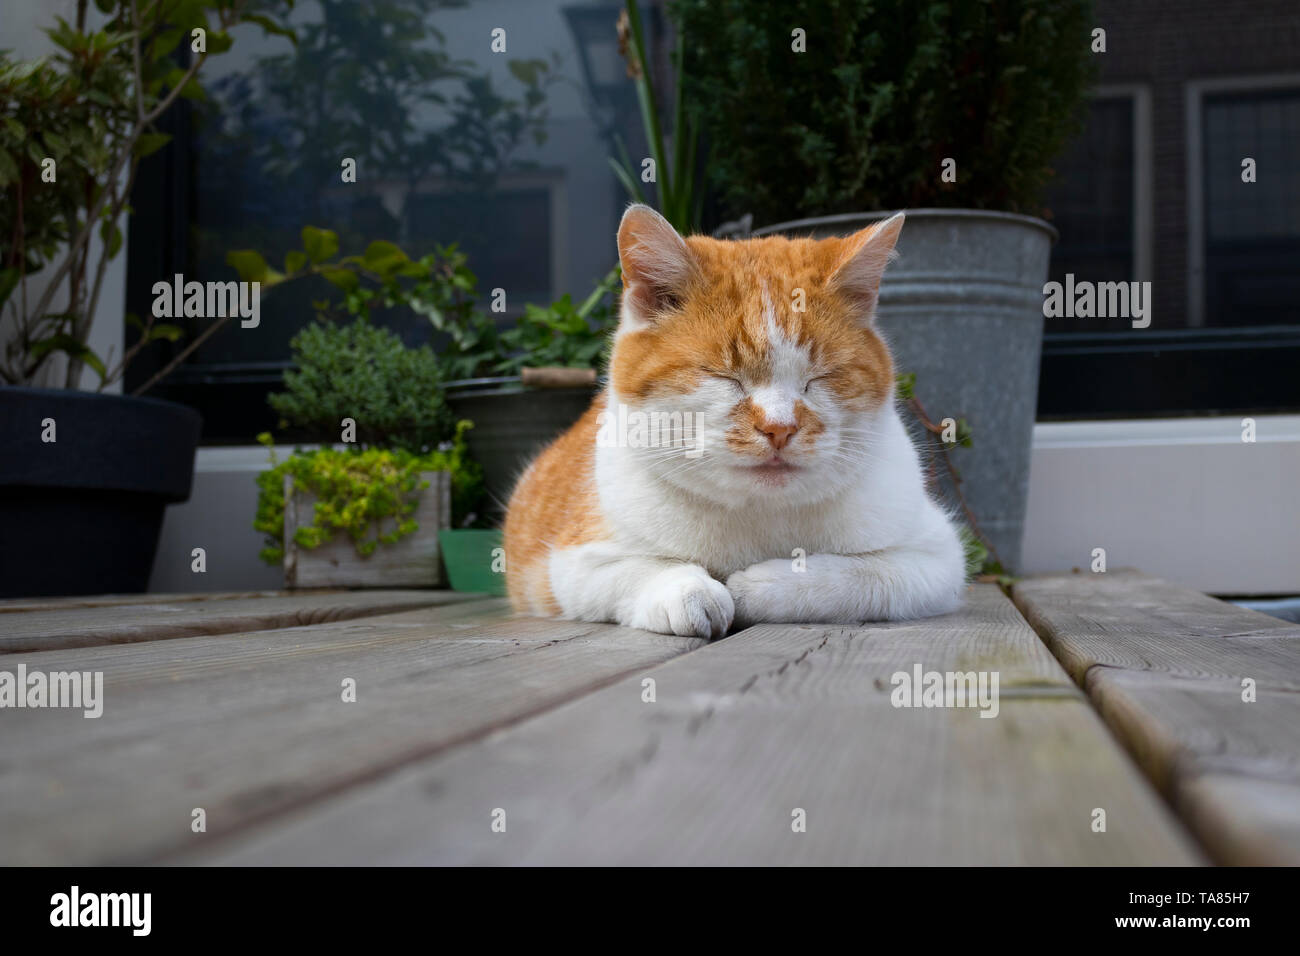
[827,212,904,323]
[616,204,698,330]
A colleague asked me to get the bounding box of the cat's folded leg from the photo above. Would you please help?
[725,542,966,625]
[549,541,734,638]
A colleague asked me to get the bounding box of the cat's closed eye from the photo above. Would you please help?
[703,369,745,391]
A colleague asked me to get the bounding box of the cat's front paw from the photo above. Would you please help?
[629,565,734,638]
[726,558,806,626]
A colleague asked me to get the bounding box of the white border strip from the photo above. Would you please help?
[1033,415,1300,449]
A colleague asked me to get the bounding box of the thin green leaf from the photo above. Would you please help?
[148,323,184,342]
[99,219,123,259]
[608,155,646,204]
[243,14,298,46]
[0,268,19,309]
[226,249,269,282]
[29,335,107,380]
[301,225,339,264]
[320,268,360,292]
[133,132,172,158]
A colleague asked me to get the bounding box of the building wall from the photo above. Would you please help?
[1093,0,1300,327]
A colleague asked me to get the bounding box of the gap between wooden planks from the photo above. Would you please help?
[0,590,291,613]
[0,589,482,654]
[1012,570,1300,866]
[183,584,1203,866]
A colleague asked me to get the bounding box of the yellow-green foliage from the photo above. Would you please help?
[255,420,483,565]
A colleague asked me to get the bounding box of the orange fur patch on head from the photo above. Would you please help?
[610,227,896,409]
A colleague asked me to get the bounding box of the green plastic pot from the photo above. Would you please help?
[438,529,506,595]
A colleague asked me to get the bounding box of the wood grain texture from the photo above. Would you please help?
[0,591,289,614]
[1012,571,1300,865]
[0,599,704,865]
[0,589,479,654]
[191,585,1202,866]
[284,470,451,589]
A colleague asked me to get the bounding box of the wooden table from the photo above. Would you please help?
[1,571,1295,865]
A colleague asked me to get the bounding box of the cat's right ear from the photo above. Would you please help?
[616,204,697,330]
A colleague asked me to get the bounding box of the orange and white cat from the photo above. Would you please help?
[504,204,965,637]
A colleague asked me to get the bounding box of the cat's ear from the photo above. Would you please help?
[827,212,904,323]
[616,204,697,329]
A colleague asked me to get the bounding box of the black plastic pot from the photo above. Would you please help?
[445,378,596,520]
[0,386,202,598]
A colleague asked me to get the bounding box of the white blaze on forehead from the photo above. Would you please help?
[755,281,810,425]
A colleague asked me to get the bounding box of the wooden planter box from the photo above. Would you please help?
[283,470,451,589]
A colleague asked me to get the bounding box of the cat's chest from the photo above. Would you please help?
[609,486,879,575]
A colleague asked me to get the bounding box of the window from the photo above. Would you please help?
[125,0,643,442]
[1043,91,1146,333]
[1201,87,1300,328]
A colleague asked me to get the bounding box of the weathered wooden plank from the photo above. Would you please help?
[0,591,288,614]
[1012,571,1300,866]
[284,471,451,589]
[0,589,482,654]
[191,585,1202,866]
[0,599,704,865]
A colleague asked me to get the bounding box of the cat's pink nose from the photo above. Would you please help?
[758,422,798,451]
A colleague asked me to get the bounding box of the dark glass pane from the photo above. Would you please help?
[1043,97,1135,334]
[130,0,642,440]
[1203,88,1300,327]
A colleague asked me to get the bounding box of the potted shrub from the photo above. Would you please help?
[253,318,496,590]
[0,2,290,597]
[255,424,492,590]
[229,226,622,526]
[669,0,1096,571]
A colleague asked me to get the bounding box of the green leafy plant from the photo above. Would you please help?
[496,267,621,374]
[609,0,702,233]
[0,0,292,390]
[269,318,452,453]
[228,226,621,381]
[254,419,485,565]
[670,0,1096,224]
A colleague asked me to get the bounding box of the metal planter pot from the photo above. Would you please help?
[755,209,1057,572]
[445,378,597,521]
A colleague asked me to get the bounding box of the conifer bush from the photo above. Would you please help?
[670,0,1095,224]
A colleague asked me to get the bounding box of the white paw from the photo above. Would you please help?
[629,565,734,638]
[726,558,804,626]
